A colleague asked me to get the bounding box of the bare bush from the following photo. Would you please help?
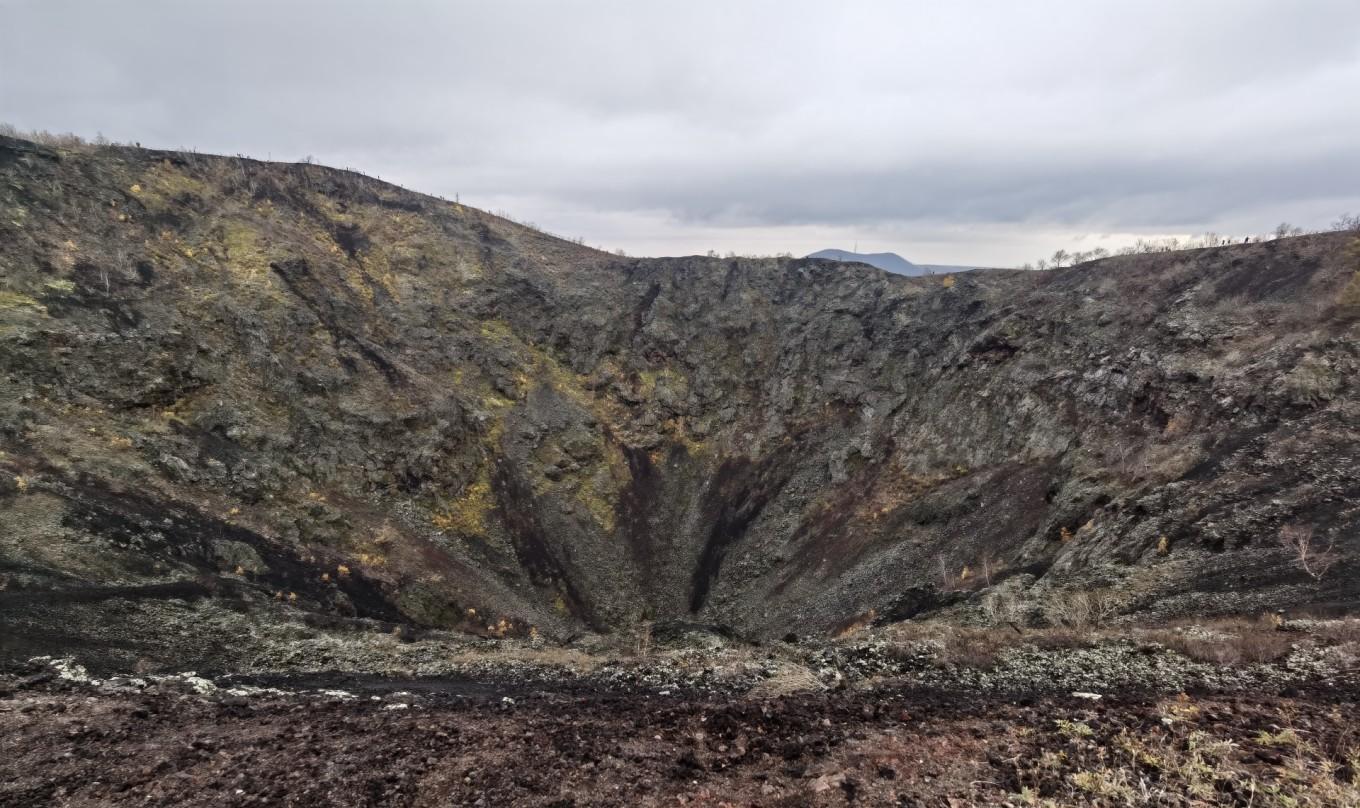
[1142,623,1295,666]
[633,620,653,658]
[1021,230,1280,270]
[980,591,1025,627]
[1278,524,1339,581]
[0,122,93,149]
[1043,589,1122,629]
[749,661,826,696]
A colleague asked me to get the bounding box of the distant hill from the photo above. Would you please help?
[806,249,976,276]
[807,249,921,275]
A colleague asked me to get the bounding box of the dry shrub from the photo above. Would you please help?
[634,620,652,658]
[934,629,1017,669]
[1140,617,1298,665]
[1043,589,1123,629]
[980,591,1025,626]
[749,661,826,696]
[880,622,1009,669]
[832,608,877,638]
[877,614,1359,674]
[1339,270,1360,317]
[941,626,1091,669]
[1312,620,1360,644]
[1278,524,1340,581]
[1159,630,1295,666]
[1322,641,1360,673]
[0,122,96,150]
[881,622,1091,670]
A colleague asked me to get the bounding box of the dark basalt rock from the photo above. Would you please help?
[0,134,1357,671]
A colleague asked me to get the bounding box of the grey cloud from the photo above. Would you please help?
[3,0,1359,262]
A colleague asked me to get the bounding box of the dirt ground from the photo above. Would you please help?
[3,674,1358,807]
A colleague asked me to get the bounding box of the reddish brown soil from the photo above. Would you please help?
[3,679,1358,807]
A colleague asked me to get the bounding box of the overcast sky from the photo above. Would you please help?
[4,1,1360,266]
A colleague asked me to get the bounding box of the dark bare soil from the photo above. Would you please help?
[3,676,1358,807]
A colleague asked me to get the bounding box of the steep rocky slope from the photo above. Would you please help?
[2,135,1358,670]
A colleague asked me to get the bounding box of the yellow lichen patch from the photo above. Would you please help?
[1339,270,1360,316]
[217,221,274,287]
[576,462,621,534]
[454,255,485,281]
[636,367,683,399]
[376,269,400,299]
[941,274,956,288]
[341,264,377,304]
[0,291,45,313]
[357,249,401,301]
[336,204,469,292]
[431,468,495,536]
[478,319,517,342]
[135,161,211,209]
[664,416,708,457]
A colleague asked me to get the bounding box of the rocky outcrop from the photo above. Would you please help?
[1,135,1357,669]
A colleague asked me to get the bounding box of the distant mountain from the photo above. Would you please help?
[806,249,976,277]
[807,249,922,275]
